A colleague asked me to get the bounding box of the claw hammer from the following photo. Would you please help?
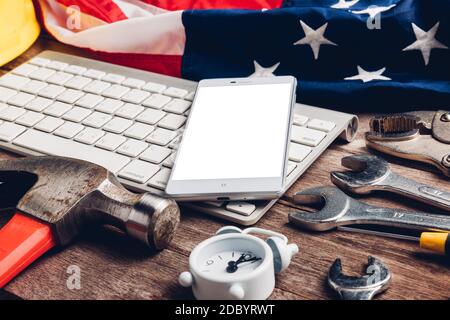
[0,156,180,288]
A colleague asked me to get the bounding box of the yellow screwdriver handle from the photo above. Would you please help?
[420,232,449,255]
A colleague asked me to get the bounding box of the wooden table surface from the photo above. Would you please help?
[1,36,449,300]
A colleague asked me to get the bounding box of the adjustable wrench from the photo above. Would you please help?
[366,110,450,177]
[331,154,450,212]
[288,186,450,232]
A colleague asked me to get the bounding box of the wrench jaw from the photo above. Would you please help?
[289,187,352,231]
[331,154,391,194]
[328,256,391,300]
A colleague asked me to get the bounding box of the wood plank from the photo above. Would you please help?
[0,37,449,300]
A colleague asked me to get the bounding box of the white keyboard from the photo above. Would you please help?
[0,51,358,225]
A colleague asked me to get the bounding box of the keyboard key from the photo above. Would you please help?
[65,76,91,90]
[124,122,154,140]
[29,57,50,67]
[95,98,123,114]
[115,103,144,119]
[140,145,171,164]
[47,61,68,71]
[147,168,171,190]
[7,92,34,107]
[291,126,326,147]
[287,161,297,176]
[205,201,224,208]
[13,129,129,173]
[119,160,160,184]
[158,114,186,130]
[83,80,110,94]
[74,127,104,144]
[122,77,145,89]
[46,71,73,85]
[102,73,125,84]
[21,80,47,94]
[62,107,92,122]
[289,143,312,162]
[0,122,26,141]
[12,63,39,77]
[0,87,17,102]
[117,139,148,157]
[142,94,171,109]
[0,106,26,121]
[54,122,84,138]
[56,89,84,104]
[121,89,150,104]
[16,111,45,127]
[29,67,55,81]
[83,69,106,79]
[164,87,188,99]
[43,101,72,117]
[163,99,191,114]
[307,119,336,132]
[162,151,176,168]
[146,128,177,146]
[26,97,53,112]
[102,84,130,99]
[293,114,308,126]
[95,133,126,151]
[0,74,30,90]
[142,82,166,93]
[64,65,87,75]
[136,108,166,125]
[82,112,112,128]
[226,202,256,216]
[103,117,133,133]
[76,94,104,109]
[35,117,64,133]
[38,84,66,99]
[184,91,195,101]
[167,134,182,149]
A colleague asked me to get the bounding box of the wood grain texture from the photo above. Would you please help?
[0,37,449,300]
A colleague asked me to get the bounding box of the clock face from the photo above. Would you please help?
[193,237,267,280]
[201,250,264,277]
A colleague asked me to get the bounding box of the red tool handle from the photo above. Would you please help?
[0,212,55,288]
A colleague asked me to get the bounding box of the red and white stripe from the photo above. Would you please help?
[35,0,283,76]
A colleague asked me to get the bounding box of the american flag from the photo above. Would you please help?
[35,0,450,111]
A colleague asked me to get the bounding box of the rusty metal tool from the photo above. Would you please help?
[366,110,450,177]
[328,256,391,300]
[331,154,450,212]
[0,156,180,288]
[288,186,450,232]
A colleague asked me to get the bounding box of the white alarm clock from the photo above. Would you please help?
[179,226,299,300]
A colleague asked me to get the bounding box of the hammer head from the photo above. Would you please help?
[0,156,180,249]
[331,154,391,193]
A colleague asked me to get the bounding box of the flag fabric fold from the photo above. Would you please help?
[36,0,450,111]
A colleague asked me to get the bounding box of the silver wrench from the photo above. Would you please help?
[288,186,450,232]
[331,154,450,212]
[328,256,391,300]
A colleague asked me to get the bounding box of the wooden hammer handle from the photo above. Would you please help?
[0,212,55,288]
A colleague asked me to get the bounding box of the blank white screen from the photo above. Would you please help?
[171,82,292,180]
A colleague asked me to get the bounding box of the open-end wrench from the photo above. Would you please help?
[288,186,450,232]
[328,256,391,300]
[331,154,450,212]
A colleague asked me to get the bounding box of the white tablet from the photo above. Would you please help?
[165,76,297,201]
